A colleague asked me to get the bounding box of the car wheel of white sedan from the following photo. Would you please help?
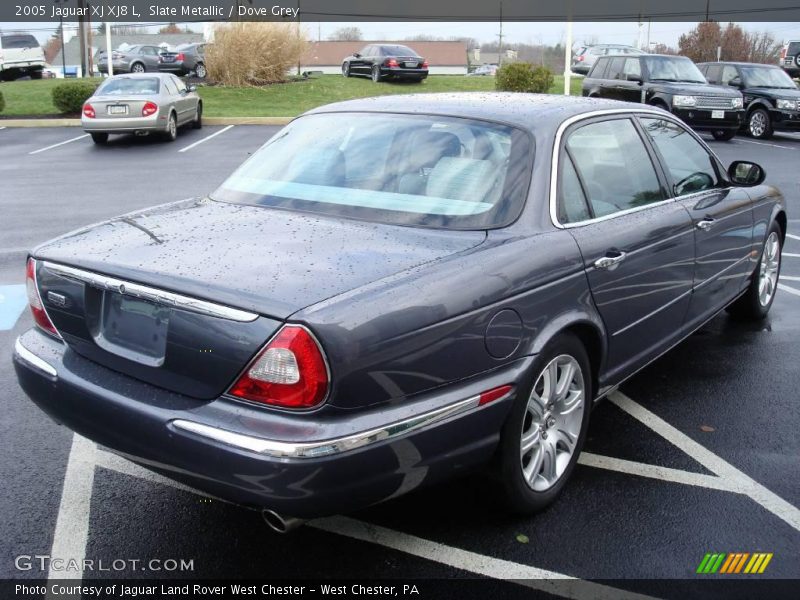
[90,132,108,145]
[193,103,203,130]
[165,113,178,142]
[498,333,591,513]
[131,62,145,73]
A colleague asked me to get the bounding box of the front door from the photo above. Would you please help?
[556,116,696,382]
[638,116,754,326]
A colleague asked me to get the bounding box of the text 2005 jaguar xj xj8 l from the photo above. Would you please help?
[14,94,786,530]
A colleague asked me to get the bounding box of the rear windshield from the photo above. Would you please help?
[381,46,418,57]
[741,66,797,89]
[1,34,39,49]
[212,113,532,230]
[97,77,160,95]
[787,42,800,55]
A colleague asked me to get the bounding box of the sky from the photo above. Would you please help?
[3,20,800,48]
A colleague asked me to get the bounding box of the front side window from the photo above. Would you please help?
[622,58,641,78]
[640,117,719,196]
[565,118,663,218]
[721,65,739,85]
[213,113,532,230]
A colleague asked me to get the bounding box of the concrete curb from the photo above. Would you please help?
[0,116,294,127]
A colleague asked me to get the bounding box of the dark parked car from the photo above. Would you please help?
[158,43,208,79]
[97,45,162,74]
[342,44,428,82]
[583,54,745,140]
[779,40,800,78]
[698,62,800,139]
[14,94,786,530]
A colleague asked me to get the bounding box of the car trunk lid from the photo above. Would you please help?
[31,198,485,398]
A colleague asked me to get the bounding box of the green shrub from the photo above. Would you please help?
[495,62,554,94]
[0,90,5,113]
[51,81,99,114]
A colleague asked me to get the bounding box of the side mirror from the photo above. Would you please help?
[626,73,643,84]
[728,76,743,88]
[353,53,361,58]
[188,84,197,92]
[728,161,765,186]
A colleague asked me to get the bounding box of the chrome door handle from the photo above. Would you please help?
[594,251,627,271]
[697,218,715,231]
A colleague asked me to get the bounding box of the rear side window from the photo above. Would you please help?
[721,65,739,84]
[558,156,592,223]
[588,58,609,78]
[605,57,626,80]
[163,77,178,95]
[640,117,719,196]
[565,118,664,218]
[1,34,39,49]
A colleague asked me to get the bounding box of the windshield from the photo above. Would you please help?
[1,34,39,49]
[741,66,797,89]
[212,113,532,230]
[97,77,160,95]
[644,56,706,83]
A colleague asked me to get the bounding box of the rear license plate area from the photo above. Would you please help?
[404,61,417,68]
[711,110,725,119]
[107,105,128,115]
[95,292,169,367]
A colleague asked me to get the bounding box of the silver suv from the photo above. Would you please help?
[572,44,644,75]
[0,33,45,81]
[780,41,800,78]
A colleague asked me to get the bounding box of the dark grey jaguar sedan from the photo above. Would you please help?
[13,94,786,531]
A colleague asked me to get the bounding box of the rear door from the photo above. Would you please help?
[601,57,627,100]
[140,46,161,70]
[556,115,695,382]
[170,75,195,124]
[638,115,754,326]
[616,57,644,103]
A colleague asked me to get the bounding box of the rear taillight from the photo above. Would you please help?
[176,53,185,61]
[577,55,584,62]
[83,103,95,118]
[229,325,329,409]
[386,58,399,68]
[26,258,61,339]
[780,47,787,59]
[112,52,123,60]
[421,60,429,69]
[142,101,158,117]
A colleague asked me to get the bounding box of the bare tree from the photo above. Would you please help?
[650,43,678,55]
[745,30,782,64]
[328,26,362,41]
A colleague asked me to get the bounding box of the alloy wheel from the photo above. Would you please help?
[758,231,781,306]
[520,354,585,492]
[132,63,145,73]
[749,111,767,137]
[195,64,207,79]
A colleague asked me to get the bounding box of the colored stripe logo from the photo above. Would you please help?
[696,552,773,574]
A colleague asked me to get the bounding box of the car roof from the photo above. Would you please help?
[698,61,783,68]
[305,93,656,131]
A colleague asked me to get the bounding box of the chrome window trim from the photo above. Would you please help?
[14,337,57,379]
[42,261,259,323]
[549,108,715,230]
[172,388,513,459]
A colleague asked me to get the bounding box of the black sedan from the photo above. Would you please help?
[698,61,800,139]
[342,44,428,82]
[13,94,786,531]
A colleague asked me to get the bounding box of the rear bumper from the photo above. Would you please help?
[158,63,191,75]
[13,329,519,518]
[380,67,428,79]
[672,107,744,131]
[82,113,167,134]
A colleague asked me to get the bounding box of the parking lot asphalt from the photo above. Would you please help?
[0,124,798,597]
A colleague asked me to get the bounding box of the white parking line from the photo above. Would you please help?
[786,233,800,242]
[29,134,89,155]
[783,252,800,258]
[780,275,800,282]
[0,126,6,131]
[178,125,234,153]
[609,391,800,533]
[734,139,797,150]
[46,435,95,597]
[778,283,800,298]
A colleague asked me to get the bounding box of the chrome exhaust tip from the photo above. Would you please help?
[261,509,304,534]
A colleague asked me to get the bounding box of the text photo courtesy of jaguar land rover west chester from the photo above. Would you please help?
[13,92,787,531]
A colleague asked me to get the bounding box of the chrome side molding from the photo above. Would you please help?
[42,261,259,323]
[172,389,512,459]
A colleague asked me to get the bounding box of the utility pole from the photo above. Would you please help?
[564,19,573,95]
[497,0,504,64]
[105,21,113,76]
[77,0,86,77]
[86,0,93,76]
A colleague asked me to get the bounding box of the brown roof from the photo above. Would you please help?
[302,40,467,66]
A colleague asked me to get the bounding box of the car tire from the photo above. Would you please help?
[90,132,108,145]
[193,103,203,129]
[747,107,773,140]
[131,62,145,73]
[497,333,592,514]
[711,129,736,141]
[727,222,782,320]
[195,63,207,79]
[342,62,351,77]
[371,66,382,83]
[30,69,43,80]
[164,113,178,142]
